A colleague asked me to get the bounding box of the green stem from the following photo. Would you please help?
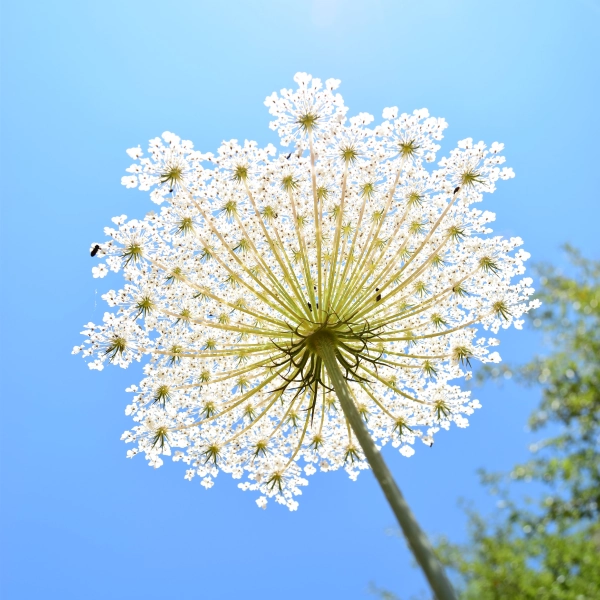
[314,334,457,600]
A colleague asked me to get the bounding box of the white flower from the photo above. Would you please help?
[121,175,138,189]
[256,496,268,509]
[400,446,415,457]
[76,73,536,510]
[92,264,108,278]
[264,73,347,146]
[126,146,143,159]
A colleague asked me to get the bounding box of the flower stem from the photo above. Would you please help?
[314,336,457,600]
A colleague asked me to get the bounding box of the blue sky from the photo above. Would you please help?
[1,1,598,598]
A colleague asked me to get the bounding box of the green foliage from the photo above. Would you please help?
[436,247,600,599]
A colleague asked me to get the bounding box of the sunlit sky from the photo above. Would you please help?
[1,1,598,598]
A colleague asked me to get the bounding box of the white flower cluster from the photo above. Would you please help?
[74,73,538,510]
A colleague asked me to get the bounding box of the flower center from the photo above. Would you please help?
[305,328,338,354]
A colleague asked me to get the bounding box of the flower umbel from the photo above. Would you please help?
[76,73,537,513]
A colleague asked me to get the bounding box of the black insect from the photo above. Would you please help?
[90,244,100,257]
[453,186,461,195]
[285,153,292,160]
[307,302,312,311]
[375,288,381,302]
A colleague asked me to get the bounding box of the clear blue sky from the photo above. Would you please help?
[1,1,598,598]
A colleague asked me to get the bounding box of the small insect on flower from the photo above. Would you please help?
[90,244,100,257]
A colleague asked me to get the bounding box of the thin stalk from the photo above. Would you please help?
[308,132,324,321]
[287,189,318,311]
[324,163,349,312]
[314,335,457,600]
[241,181,312,319]
[329,186,372,308]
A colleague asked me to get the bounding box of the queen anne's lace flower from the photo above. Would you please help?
[75,73,538,511]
